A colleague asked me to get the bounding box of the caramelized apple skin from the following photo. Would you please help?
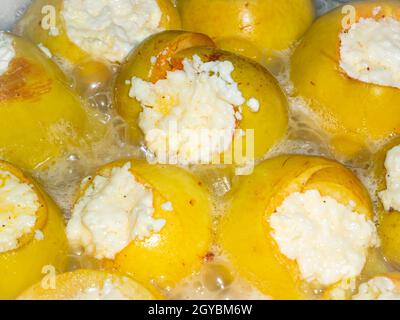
[177,0,315,62]
[0,161,68,300]
[291,1,400,158]
[219,155,373,299]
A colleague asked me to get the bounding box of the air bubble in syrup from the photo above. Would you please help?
[202,263,234,292]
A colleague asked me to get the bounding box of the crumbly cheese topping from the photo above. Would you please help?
[0,170,40,253]
[130,55,258,165]
[379,145,400,212]
[340,17,400,88]
[270,189,379,286]
[73,277,129,300]
[66,162,166,260]
[247,98,260,113]
[62,0,163,62]
[0,32,15,76]
[353,277,400,300]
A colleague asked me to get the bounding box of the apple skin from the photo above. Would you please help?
[291,1,400,158]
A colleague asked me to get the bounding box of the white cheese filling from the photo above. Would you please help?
[353,277,400,300]
[339,17,400,89]
[66,162,166,260]
[130,55,257,165]
[73,277,129,300]
[0,170,40,253]
[0,32,15,76]
[379,145,400,212]
[61,0,163,62]
[269,189,379,286]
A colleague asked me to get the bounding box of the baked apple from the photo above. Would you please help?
[66,160,212,289]
[0,32,99,170]
[0,160,68,299]
[16,0,181,65]
[219,155,378,299]
[353,273,400,300]
[115,31,288,169]
[373,137,400,267]
[177,0,315,63]
[291,1,400,158]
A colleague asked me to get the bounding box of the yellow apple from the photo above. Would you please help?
[219,155,374,299]
[0,160,68,299]
[373,137,400,267]
[0,33,101,170]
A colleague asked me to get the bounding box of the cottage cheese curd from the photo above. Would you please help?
[0,32,15,76]
[130,55,257,165]
[66,162,166,260]
[340,17,400,88]
[61,0,163,62]
[379,145,400,212]
[0,170,40,253]
[270,190,379,286]
[161,201,173,211]
[353,276,400,300]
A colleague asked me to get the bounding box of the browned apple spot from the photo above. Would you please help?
[0,58,52,102]
[203,252,215,263]
[150,33,216,83]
